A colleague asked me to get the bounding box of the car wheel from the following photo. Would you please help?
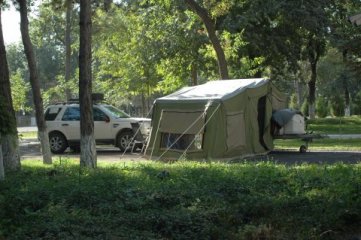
[117,131,133,152]
[299,145,307,153]
[49,132,68,154]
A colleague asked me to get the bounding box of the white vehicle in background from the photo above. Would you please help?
[45,100,151,154]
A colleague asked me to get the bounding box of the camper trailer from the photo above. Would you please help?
[146,78,287,160]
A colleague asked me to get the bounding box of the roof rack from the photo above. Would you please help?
[52,93,105,105]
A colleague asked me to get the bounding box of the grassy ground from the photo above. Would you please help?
[18,131,37,139]
[274,138,361,151]
[307,115,361,134]
[0,159,360,240]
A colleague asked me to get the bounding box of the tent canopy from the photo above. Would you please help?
[146,78,287,161]
[158,78,269,102]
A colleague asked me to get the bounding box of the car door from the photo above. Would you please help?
[60,106,81,140]
[93,107,112,140]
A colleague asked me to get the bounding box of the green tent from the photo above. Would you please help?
[146,78,287,160]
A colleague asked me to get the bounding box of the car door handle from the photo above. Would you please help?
[62,124,69,126]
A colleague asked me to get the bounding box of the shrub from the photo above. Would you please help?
[288,93,299,110]
[316,97,328,118]
[330,94,345,117]
[301,99,309,117]
[352,90,361,115]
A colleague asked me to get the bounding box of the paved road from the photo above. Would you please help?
[19,138,361,164]
[17,127,361,164]
[20,139,147,162]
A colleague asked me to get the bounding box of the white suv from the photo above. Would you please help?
[45,103,151,154]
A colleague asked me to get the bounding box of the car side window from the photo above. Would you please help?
[45,107,62,121]
[62,107,80,121]
[93,108,108,121]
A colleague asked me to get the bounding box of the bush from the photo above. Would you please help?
[1,160,360,239]
[316,97,328,118]
[330,94,345,117]
[301,99,309,117]
[352,90,361,115]
[288,93,299,110]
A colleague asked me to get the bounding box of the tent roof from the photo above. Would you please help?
[157,78,269,102]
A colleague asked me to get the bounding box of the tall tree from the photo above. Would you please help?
[0,1,20,172]
[17,0,52,164]
[64,0,73,100]
[0,133,3,180]
[184,0,229,79]
[79,0,96,167]
[306,35,325,119]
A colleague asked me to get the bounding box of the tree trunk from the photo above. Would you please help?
[65,0,72,100]
[147,82,150,116]
[307,36,321,120]
[79,0,97,168]
[18,0,52,164]
[308,61,317,119]
[0,133,4,181]
[141,92,146,117]
[342,50,350,116]
[0,6,21,171]
[296,80,303,109]
[191,63,198,86]
[184,0,229,79]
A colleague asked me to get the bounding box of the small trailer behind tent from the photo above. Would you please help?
[145,78,287,160]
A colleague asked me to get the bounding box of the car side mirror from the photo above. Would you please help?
[105,116,110,123]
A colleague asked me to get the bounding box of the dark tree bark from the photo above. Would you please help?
[307,37,322,120]
[0,5,20,171]
[342,50,350,116]
[65,0,72,100]
[184,0,229,79]
[18,0,52,164]
[0,133,4,180]
[79,0,97,168]
[191,62,198,86]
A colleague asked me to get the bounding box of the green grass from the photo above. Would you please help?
[274,138,361,151]
[307,115,361,134]
[1,159,360,239]
[18,131,37,139]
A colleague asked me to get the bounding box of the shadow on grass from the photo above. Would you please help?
[0,160,360,239]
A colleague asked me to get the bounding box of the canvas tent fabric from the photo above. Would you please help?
[146,78,287,160]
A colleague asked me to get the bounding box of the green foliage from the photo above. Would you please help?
[301,99,309,117]
[0,160,360,239]
[330,95,345,117]
[352,90,361,115]
[288,93,298,110]
[10,70,31,113]
[316,96,328,118]
[43,74,78,106]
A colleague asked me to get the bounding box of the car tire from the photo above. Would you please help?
[117,130,133,152]
[49,132,68,154]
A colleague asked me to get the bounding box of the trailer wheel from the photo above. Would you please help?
[299,145,307,153]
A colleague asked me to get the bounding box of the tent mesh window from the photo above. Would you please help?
[159,110,205,151]
[160,133,203,151]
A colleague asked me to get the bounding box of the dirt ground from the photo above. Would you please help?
[19,139,361,164]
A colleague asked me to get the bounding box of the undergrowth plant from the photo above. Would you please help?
[0,160,360,239]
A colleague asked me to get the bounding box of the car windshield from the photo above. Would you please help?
[102,105,130,118]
